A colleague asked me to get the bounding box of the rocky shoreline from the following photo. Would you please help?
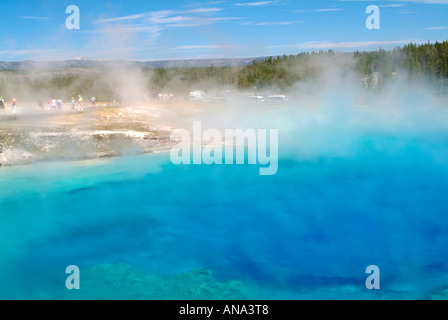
[0,104,178,167]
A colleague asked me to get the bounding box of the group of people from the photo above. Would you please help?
[0,95,98,116]
[154,93,174,102]
[43,98,63,112]
[0,97,17,116]
[38,95,97,112]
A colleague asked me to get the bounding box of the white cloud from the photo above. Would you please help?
[174,44,239,50]
[0,48,59,61]
[340,0,448,4]
[235,1,277,7]
[314,8,344,11]
[378,4,407,7]
[95,8,223,24]
[91,7,240,45]
[18,16,50,21]
[254,21,303,25]
[293,8,344,13]
[95,14,146,24]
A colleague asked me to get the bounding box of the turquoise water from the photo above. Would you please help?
[1,105,448,299]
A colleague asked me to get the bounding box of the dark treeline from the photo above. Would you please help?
[0,41,447,101]
[144,52,324,93]
[235,41,448,90]
[145,41,448,93]
[355,41,448,79]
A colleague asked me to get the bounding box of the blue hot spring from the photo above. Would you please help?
[0,103,448,300]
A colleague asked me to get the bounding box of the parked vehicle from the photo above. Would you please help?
[189,90,206,101]
[248,95,265,104]
[267,95,288,104]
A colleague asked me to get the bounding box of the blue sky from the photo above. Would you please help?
[0,0,447,61]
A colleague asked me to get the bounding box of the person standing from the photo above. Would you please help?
[57,99,62,112]
[78,95,84,111]
[71,97,75,111]
[11,98,17,115]
[0,97,5,115]
[91,96,96,107]
[52,99,57,111]
[47,98,52,111]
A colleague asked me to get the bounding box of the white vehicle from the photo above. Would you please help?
[248,95,265,104]
[189,90,205,101]
[267,95,288,104]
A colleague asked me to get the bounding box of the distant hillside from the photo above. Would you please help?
[0,57,269,70]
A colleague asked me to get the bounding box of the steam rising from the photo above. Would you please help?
[0,51,448,299]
